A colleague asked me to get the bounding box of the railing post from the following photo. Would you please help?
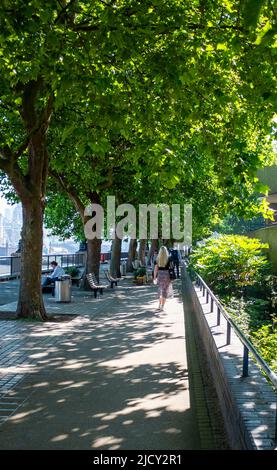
[217,306,221,325]
[242,345,249,377]
[47,255,49,271]
[226,321,231,345]
[211,298,214,312]
[206,290,209,303]
[10,256,13,276]
[202,285,205,296]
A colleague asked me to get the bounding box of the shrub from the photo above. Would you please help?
[134,267,146,278]
[65,266,79,277]
[224,296,271,334]
[189,234,270,297]
[251,325,277,373]
[189,234,276,374]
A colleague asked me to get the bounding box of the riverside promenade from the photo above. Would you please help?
[0,277,227,450]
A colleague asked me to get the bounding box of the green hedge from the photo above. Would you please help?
[189,234,270,297]
[189,234,276,372]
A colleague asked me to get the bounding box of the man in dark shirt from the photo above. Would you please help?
[169,249,181,278]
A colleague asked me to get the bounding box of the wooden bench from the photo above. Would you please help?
[104,269,120,288]
[86,273,108,298]
[42,281,56,296]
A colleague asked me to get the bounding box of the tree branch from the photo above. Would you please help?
[21,77,44,131]
[72,20,245,33]
[0,150,32,203]
[50,169,85,221]
[55,0,78,25]
[98,167,113,190]
[99,0,113,7]
[40,93,55,132]
[14,138,30,160]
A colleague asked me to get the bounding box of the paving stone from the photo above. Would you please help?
[0,278,215,450]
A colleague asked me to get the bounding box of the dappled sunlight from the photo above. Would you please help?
[51,434,69,442]
[29,352,48,359]
[92,436,124,449]
[0,279,202,450]
[10,407,45,424]
[32,382,50,388]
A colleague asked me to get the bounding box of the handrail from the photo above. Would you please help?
[194,271,277,390]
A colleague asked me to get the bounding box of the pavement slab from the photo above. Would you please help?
[0,278,222,450]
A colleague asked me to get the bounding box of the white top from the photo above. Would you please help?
[49,266,65,279]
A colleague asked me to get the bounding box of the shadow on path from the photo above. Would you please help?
[0,281,209,449]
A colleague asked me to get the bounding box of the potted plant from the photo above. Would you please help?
[133,267,147,284]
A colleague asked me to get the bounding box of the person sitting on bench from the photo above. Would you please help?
[42,261,65,288]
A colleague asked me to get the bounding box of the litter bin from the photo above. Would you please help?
[120,261,126,276]
[55,275,72,302]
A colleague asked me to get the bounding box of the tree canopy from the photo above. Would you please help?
[0,0,276,318]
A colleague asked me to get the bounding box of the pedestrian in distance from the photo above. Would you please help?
[153,246,172,311]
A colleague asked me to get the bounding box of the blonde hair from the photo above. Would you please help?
[157,246,169,268]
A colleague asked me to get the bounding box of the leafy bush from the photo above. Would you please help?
[189,234,276,374]
[224,296,271,334]
[65,267,79,277]
[252,325,277,373]
[227,299,277,372]
[189,235,270,297]
[134,267,146,278]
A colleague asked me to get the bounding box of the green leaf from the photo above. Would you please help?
[242,0,266,28]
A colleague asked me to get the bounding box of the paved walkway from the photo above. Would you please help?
[0,278,227,449]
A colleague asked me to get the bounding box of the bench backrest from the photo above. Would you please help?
[104,269,111,281]
[104,269,119,282]
[86,273,99,288]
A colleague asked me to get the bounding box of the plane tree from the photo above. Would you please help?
[0,0,276,319]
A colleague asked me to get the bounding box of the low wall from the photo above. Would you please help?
[249,225,277,274]
[181,267,276,450]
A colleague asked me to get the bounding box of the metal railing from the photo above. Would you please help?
[193,270,277,440]
[41,253,86,273]
[0,252,86,278]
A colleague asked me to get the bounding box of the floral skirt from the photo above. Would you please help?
[157,270,171,298]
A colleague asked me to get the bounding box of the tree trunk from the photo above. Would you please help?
[149,239,159,261]
[110,233,122,277]
[80,237,102,289]
[57,187,102,291]
[162,239,171,248]
[0,81,54,321]
[16,201,47,320]
[126,239,137,272]
[138,239,146,265]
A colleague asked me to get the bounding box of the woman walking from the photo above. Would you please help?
[153,246,172,311]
